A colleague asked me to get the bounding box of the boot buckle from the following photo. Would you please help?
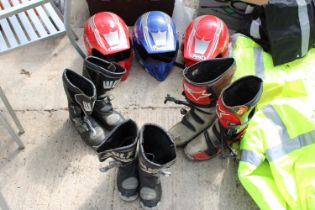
[180,108,188,115]
[160,169,171,177]
[99,160,122,173]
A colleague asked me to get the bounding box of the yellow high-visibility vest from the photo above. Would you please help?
[238,99,315,210]
[232,34,315,110]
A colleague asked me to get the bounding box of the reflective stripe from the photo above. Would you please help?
[249,18,261,39]
[241,149,263,166]
[261,105,289,142]
[254,47,265,79]
[262,105,315,161]
[266,130,315,161]
[297,0,310,56]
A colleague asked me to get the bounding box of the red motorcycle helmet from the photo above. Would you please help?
[183,15,230,67]
[84,12,132,81]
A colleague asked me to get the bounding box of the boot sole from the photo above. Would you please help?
[140,201,160,210]
[119,192,138,202]
[184,144,223,161]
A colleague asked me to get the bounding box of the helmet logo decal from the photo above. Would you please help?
[151,31,167,48]
[103,31,120,49]
[141,12,176,52]
[192,54,206,60]
[194,39,210,56]
[184,83,212,101]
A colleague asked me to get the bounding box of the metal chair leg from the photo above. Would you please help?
[0,112,25,150]
[0,87,25,135]
[65,0,86,59]
[0,192,11,210]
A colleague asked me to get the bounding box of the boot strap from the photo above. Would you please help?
[181,109,205,132]
[218,124,237,159]
[164,94,215,115]
[165,94,216,132]
[203,120,223,156]
[203,121,237,158]
[203,129,219,156]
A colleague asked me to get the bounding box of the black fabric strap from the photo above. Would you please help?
[212,123,221,144]
[181,116,196,132]
[204,130,218,156]
[180,108,207,132]
[190,109,205,124]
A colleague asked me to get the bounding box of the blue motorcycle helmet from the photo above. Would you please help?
[133,11,179,81]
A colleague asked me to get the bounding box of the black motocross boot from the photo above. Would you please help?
[62,69,106,148]
[97,119,139,201]
[83,56,126,130]
[138,124,176,210]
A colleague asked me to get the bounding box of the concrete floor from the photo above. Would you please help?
[0,1,258,210]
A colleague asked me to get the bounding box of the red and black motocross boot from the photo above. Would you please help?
[184,76,263,161]
[83,56,126,130]
[165,58,236,146]
[97,119,139,201]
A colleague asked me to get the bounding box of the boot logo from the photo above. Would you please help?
[139,160,160,174]
[83,101,92,112]
[101,150,135,162]
[103,80,119,89]
[184,84,212,101]
[235,106,248,116]
[217,103,230,119]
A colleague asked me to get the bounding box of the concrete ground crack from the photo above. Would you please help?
[0,106,183,113]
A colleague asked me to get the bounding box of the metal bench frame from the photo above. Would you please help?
[0,86,25,149]
[0,0,66,53]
